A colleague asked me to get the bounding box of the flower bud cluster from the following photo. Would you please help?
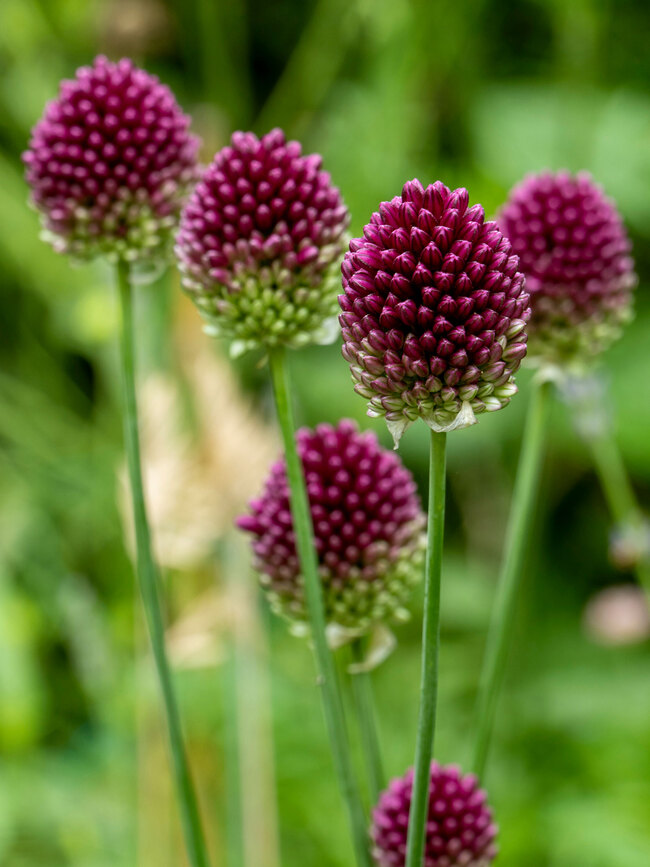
[498,171,636,364]
[24,55,200,263]
[176,129,349,354]
[339,180,530,444]
[237,420,425,632]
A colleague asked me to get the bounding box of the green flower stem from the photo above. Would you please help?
[588,427,650,601]
[116,261,210,867]
[405,430,447,867]
[268,347,370,867]
[472,378,552,779]
[350,639,385,806]
[221,547,244,867]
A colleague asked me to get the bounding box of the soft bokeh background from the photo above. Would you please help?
[1,1,650,865]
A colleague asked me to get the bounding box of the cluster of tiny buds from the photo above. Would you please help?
[24,55,200,264]
[176,128,350,354]
[498,170,636,365]
[340,179,530,445]
[237,419,425,632]
[371,763,498,867]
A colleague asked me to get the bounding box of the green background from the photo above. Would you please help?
[1,0,649,865]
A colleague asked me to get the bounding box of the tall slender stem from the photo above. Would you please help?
[405,430,447,867]
[350,639,385,806]
[588,427,650,602]
[116,261,210,867]
[267,347,370,867]
[222,559,244,867]
[472,378,552,779]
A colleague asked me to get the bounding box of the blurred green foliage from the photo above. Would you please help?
[1,0,649,865]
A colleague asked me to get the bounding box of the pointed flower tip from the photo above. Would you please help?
[176,129,350,354]
[340,180,530,436]
[237,419,425,632]
[499,170,636,364]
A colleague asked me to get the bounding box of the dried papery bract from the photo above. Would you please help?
[23,55,200,266]
[498,170,636,366]
[371,763,498,867]
[176,128,350,355]
[339,179,530,446]
[238,419,425,634]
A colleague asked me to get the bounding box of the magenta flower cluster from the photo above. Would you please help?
[237,420,425,631]
[498,171,636,363]
[339,180,530,445]
[23,55,200,263]
[371,763,498,867]
[176,129,350,354]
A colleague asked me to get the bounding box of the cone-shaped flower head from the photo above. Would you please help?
[23,55,200,264]
[237,419,425,633]
[340,180,530,446]
[176,129,350,355]
[498,171,636,364]
[371,763,498,867]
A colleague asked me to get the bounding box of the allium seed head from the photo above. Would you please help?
[498,171,636,364]
[371,763,498,867]
[176,129,350,355]
[23,55,200,264]
[339,180,530,446]
[237,420,425,632]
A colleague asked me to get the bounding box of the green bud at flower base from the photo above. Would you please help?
[176,129,350,355]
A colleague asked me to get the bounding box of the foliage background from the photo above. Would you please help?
[1,0,649,865]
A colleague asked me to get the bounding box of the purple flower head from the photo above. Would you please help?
[498,171,636,364]
[339,180,530,447]
[23,56,200,265]
[371,763,498,867]
[237,419,425,632]
[175,128,350,355]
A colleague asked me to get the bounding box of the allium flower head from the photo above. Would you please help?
[371,763,498,867]
[237,420,425,633]
[498,171,636,364]
[340,180,530,446]
[176,129,350,355]
[23,55,200,264]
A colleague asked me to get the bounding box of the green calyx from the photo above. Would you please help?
[37,184,194,266]
[182,256,343,356]
[527,303,634,366]
[260,530,426,635]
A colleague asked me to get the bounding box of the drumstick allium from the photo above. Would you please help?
[178,129,366,864]
[24,56,207,867]
[472,173,640,779]
[23,55,200,264]
[176,128,350,354]
[371,762,498,867]
[237,419,425,632]
[339,179,530,446]
[498,170,636,364]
